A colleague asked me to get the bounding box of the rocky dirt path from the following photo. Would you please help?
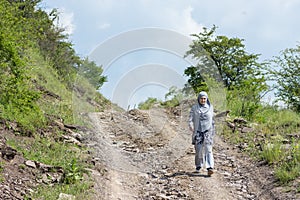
[85,106,297,200]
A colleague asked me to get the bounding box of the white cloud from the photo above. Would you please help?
[172,6,203,36]
[128,1,203,37]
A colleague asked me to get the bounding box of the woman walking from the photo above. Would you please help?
[189,91,215,176]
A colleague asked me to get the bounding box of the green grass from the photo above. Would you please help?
[256,107,300,184]
[274,141,300,184]
[0,12,106,199]
[255,107,300,133]
[260,141,285,164]
[275,162,300,184]
[28,50,76,124]
[7,136,88,173]
[3,49,105,199]
[28,49,109,127]
[6,135,93,199]
[27,178,93,200]
[222,102,300,185]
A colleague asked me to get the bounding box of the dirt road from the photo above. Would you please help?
[85,105,297,200]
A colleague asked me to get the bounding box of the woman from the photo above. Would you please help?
[188,91,215,176]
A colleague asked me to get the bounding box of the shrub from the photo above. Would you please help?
[138,97,160,110]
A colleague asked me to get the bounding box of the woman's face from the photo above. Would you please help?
[199,96,207,105]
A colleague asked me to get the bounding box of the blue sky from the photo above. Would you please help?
[40,0,300,109]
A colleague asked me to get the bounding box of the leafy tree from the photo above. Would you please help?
[184,25,268,118]
[2,0,81,86]
[271,45,300,112]
[185,25,266,90]
[183,66,208,94]
[35,8,81,84]
[78,58,107,90]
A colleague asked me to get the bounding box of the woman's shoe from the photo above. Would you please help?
[207,168,213,176]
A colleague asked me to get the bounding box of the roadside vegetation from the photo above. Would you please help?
[7,135,93,199]
[0,0,108,199]
[1,0,299,198]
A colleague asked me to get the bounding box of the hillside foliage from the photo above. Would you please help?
[0,0,109,199]
[270,45,300,112]
[0,0,107,131]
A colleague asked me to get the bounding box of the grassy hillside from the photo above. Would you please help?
[0,30,109,200]
[0,1,110,198]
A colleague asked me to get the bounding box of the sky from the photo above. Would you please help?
[39,0,300,109]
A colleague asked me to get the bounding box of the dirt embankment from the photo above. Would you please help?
[86,104,298,200]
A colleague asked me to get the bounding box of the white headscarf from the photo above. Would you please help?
[198,91,211,107]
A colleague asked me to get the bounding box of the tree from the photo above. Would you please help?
[35,8,81,84]
[78,58,107,90]
[271,45,300,112]
[2,0,81,85]
[184,25,268,118]
[185,25,266,90]
[183,66,208,94]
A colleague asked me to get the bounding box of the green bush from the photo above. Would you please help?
[226,88,262,120]
[63,158,85,184]
[260,141,284,164]
[138,97,160,110]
